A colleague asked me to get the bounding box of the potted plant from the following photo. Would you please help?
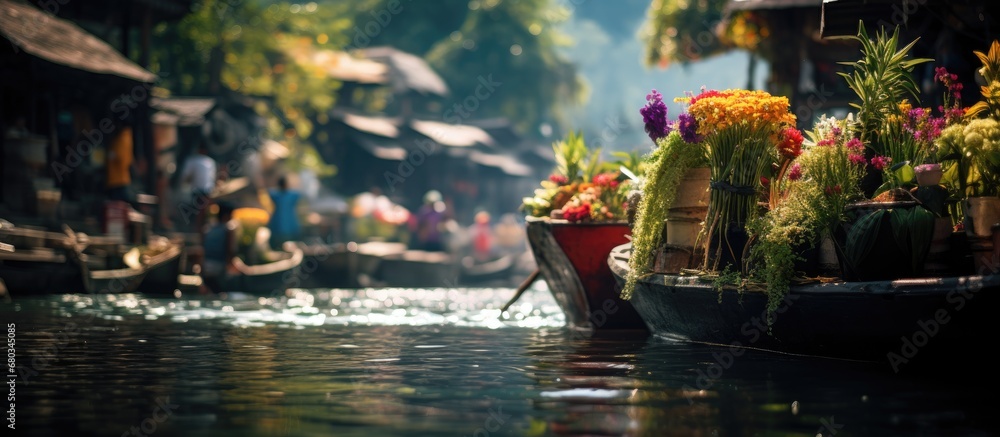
[621,90,707,300]
[747,114,865,319]
[835,23,931,197]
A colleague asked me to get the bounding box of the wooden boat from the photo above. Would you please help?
[0,224,159,295]
[525,217,645,330]
[296,242,354,288]
[216,246,305,295]
[371,249,459,288]
[608,243,1000,363]
[0,246,83,295]
[124,238,185,294]
[459,253,518,285]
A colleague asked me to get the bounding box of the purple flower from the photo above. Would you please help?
[640,89,671,144]
[677,113,701,144]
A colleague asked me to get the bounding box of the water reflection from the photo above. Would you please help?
[2,286,995,436]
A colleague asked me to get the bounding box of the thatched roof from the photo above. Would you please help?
[151,97,216,126]
[410,119,494,148]
[360,47,449,97]
[0,0,156,82]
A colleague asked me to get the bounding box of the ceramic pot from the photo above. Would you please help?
[915,164,943,186]
[965,196,1000,238]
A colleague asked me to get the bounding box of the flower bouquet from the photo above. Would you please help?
[675,88,798,271]
[520,131,633,223]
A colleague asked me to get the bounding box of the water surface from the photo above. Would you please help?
[2,286,994,436]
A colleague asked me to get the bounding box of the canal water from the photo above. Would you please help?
[2,285,994,436]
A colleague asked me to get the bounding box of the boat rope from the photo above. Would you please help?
[709,180,756,196]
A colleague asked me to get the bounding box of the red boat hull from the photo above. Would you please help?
[526,218,645,330]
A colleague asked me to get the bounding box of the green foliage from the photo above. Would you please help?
[611,150,645,181]
[424,0,586,131]
[622,132,706,300]
[935,119,1000,197]
[835,23,931,153]
[641,0,731,66]
[843,205,935,276]
[151,0,353,173]
[967,41,1000,120]
[702,124,776,271]
[553,131,590,183]
[748,182,824,324]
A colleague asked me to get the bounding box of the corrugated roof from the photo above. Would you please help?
[361,47,449,97]
[410,119,494,148]
[0,0,156,82]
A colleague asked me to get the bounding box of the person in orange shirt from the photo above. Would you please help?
[106,122,133,202]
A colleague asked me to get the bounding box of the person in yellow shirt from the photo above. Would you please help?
[106,122,133,202]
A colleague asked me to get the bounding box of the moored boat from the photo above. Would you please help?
[126,238,185,294]
[219,246,305,295]
[608,243,1000,363]
[526,217,645,330]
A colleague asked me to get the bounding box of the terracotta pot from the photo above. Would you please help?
[673,167,710,210]
[665,217,702,247]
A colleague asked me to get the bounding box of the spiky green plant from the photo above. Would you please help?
[835,23,931,154]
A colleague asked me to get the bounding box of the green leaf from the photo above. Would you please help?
[845,209,887,272]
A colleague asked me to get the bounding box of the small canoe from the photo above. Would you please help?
[526,217,645,330]
[219,246,305,295]
[608,243,1000,363]
[125,239,185,294]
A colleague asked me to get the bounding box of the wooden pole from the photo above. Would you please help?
[499,269,540,314]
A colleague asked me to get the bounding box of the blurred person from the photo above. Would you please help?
[202,201,240,294]
[267,175,301,249]
[181,144,217,231]
[106,121,133,203]
[410,190,447,252]
[471,211,494,261]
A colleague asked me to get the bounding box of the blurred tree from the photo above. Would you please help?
[150,0,351,176]
[425,0,586,133]
[342,0,586,134]
[641,0,731,68]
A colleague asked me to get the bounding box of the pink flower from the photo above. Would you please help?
[592,172,619,188]
[848,153,866,165]
[870,155,892,171]
[845,138,863,151]
[549,174,569,185]
[787,162,803,181]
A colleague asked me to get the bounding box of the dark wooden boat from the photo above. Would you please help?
[219,246,305,295]
[525,217,645,330]
[608,243,1000,363]
[0,247,84,295]
[125,238,185,294]
[371,249,459,288]
[459,254,517,285]
[296,242,353,288]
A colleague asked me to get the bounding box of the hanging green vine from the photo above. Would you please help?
[622,131,706,300]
